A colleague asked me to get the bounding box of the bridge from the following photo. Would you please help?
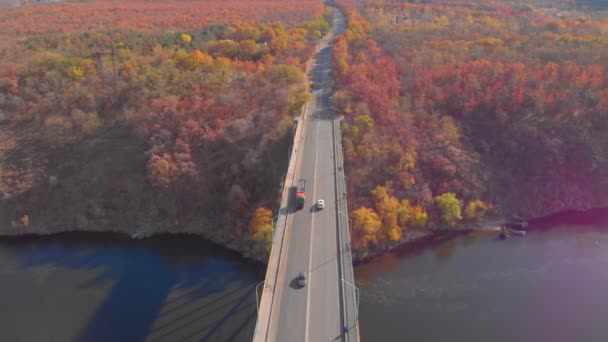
[253,5,359,342]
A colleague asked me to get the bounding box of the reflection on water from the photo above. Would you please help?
[0,233,263,342]
[577,0,608,10]
[356,225,608,342]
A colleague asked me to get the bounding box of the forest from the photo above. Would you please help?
[2,0,608,261]
[0,0,330,259]
[333,0,608,256]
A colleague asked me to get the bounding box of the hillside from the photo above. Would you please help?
[333,0,608,257]
[0,0,332,261]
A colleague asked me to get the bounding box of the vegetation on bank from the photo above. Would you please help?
[0,0,332,260]
[333,0,608,256]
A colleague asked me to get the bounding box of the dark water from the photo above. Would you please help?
[356,224,608,342]
[0,233,264,342]
[577,0,608,10]
[2,219,608,342]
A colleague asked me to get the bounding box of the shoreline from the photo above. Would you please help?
[353,206,608,265]
[2,206,608,266]
[0,226,269,264]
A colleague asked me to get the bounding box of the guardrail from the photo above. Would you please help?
[252,100,309,342]
[333,119,359,341]
[332,119,347,339]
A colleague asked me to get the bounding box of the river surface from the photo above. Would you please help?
[356,225,608,342]
[0,233,264,342]
[2,224,608,341]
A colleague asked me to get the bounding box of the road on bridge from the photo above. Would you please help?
[262,6,349,342]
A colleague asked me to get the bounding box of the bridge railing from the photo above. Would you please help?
[333,118,359,341]
[252,102,309,342]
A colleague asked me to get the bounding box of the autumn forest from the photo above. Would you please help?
[334,0,608,256]
[0,0,330,259]
[1,0,607,260]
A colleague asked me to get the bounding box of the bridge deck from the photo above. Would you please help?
[253,5,358,342]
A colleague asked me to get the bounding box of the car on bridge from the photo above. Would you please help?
[316,199,325,209]
[297,272,307,287]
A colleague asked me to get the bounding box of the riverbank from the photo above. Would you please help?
[353,206,608,264]
[351,216,508,263]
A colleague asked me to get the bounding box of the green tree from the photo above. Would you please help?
[237,39,259,60]
[207,39,239,58]
[434,193,462,227]
[269,64,304,84]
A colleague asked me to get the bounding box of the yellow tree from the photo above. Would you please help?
[249,207,274,255]
[147,154,176,189]
[464,200,492,222]
[210,57,233,83]
[172,48,190,69]
[372,185,401,241]
[189,50,213,70]
[180,33,192,44]
[408,205,428,228]
[67,65,84,81]
[398,199,411,227]
[398,199,428,229]
[20,214,30,226]
[250,207,273,236]
[353,207,382,245]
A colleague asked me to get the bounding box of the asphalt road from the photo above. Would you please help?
[268,7,347,342]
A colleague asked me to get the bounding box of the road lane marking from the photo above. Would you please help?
[305,112,321,342]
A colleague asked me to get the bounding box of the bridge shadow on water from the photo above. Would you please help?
[0,232,264,342]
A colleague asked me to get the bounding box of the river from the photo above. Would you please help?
[0,233,264,342]
[2,222,608,341]
[357,222,608,342]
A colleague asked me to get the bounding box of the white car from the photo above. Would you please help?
[316,199,325,209]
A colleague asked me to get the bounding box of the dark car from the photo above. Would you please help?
[297,272,307,287]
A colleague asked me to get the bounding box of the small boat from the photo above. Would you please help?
[505,220,528,229]
[511,230,526,237]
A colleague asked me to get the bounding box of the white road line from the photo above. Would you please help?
[305,114,321,342]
